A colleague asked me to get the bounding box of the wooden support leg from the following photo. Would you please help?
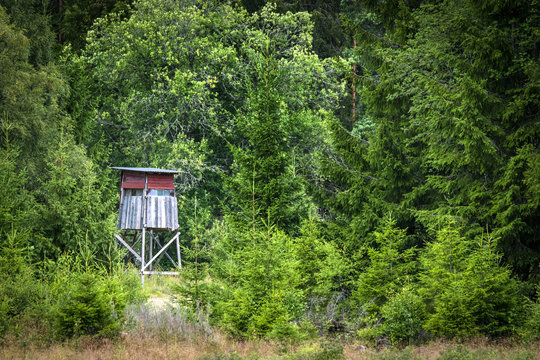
[141,227,146,286]
[142,232,179,271]
[154,235,178,267]
[149,230,153,274]
[114,234,142,263]
[176,231,182,269]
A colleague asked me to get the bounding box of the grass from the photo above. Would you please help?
[141,272,179,298]
[2,276,538,359]
[0,334,277,360]
[343,339,540,360]
[1,333,538,359]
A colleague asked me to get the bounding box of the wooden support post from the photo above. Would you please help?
[114,234,142,262]
[176,231,182,269]
[119,231,142,264]
[149,230,153,273]
[141,173,148,286]
[142,232,179,271]
[153,235,178,267]
[141,227,146,285]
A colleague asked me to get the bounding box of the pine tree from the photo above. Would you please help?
[321,0,540,282]
[211,221,303,338]
[226,39,298,232]
[355,216,417,314]
[38,125,116,259]
[419,221,521,337]
[0,123,43,338]
[173,197,212,313]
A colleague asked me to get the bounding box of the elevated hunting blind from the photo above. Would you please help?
[112,167,181,284]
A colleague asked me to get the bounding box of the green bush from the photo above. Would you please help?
[0,297,10,339]
[419,223,521,337]
[0,267,44,339]
[0,230,45,340]
[220,288,256,338]
[211,227,304,339]
[424,282,480,337]
[250,293,292,338]
[380,288,425,344]
[54,272,117,338]
[519,289,540,340]
[49,252,143,339]
[355,217,417,315]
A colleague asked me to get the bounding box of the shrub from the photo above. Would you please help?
[0,298,10,339]
[0,230,44,340]
[355,217,417,315]
[211,227,304,339]
[419,223,521,337]
[220,288,256,338]
[54,272,117,338]
[380,288,425,344]
[49,252,143,339]
[519,288,540,340]
[0,264,43,339]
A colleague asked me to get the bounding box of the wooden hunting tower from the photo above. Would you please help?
[112,167,181,284]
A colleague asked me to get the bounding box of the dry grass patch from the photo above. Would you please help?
[343,338,540,360]
[1,337,539,360]
[0,334,280,360]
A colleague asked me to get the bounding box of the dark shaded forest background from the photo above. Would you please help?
[0,0,539,343]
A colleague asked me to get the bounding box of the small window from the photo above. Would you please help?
[148,189,172,196]
[130,189,143,196]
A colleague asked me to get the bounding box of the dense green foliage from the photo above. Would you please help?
[47,251,143,339]
[419,223,521,337]
[0,0,538,344]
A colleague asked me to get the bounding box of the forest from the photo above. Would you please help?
[0,0,539,358]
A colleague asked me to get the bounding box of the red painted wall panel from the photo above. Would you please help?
[148,174,174,189]
[121,171,174,189]
[121,171,145,189]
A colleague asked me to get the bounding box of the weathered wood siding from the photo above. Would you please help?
[118,190,144,229]
[118,192,179,231]
[146,195,178,230]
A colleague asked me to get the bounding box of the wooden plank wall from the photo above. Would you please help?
[146,196,179,230]
[118,190,144,229]
[118,192,179,231]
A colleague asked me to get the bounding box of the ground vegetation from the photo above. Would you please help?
[0,0,538,354]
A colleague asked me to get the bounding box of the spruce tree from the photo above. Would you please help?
[419,221,521,337]
[226,39,297,232]
[320,0,540,282]
[355,216,416,314]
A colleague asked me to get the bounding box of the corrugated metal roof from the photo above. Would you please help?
[111,167,180,174]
